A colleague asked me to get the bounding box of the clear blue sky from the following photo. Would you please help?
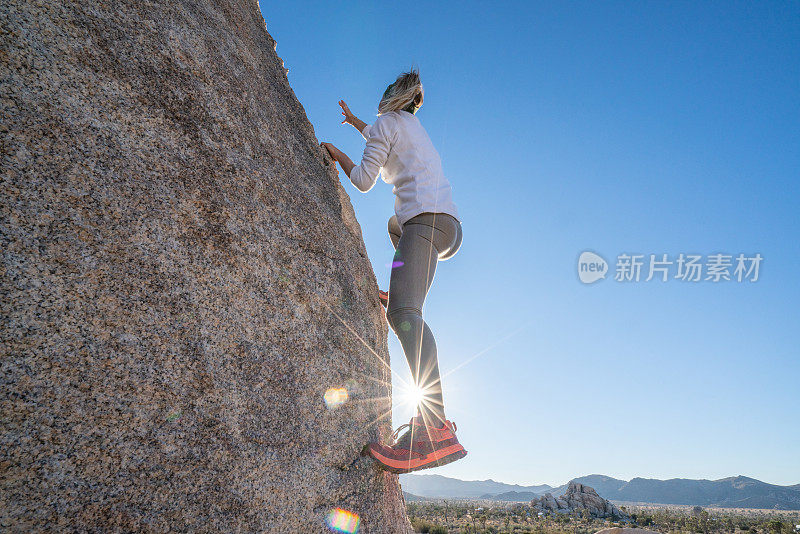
[260,1,800,486]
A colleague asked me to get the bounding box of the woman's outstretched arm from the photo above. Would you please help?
[321,115,393,193]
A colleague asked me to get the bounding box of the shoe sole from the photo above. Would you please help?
[363,443,467,474]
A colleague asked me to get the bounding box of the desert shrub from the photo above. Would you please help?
[410,516,431,532]
[410,517,447,534]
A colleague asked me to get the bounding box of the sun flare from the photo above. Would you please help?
[400,383,430,412]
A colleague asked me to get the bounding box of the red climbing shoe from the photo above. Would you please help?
[378,289,389,321]
[363,415,467,474]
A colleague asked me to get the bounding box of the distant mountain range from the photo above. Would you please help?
[400,474,552,499]
[399,474,800,510]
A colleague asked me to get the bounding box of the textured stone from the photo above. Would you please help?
[0,0,410,531]
[532,482,629,519]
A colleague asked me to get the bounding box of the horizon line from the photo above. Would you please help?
[400,472,800,489]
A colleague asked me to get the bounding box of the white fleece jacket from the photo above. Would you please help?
[349,110,460,227]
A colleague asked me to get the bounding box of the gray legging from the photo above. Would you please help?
[386,212,463,425]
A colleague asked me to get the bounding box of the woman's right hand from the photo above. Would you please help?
[339,100,355,125]
[320,142,339,161]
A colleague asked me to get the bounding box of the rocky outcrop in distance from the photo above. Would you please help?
[1,0,410,531]
[531,482,629,519]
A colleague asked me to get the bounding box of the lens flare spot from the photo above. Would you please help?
[324,388,349,410]
[386,260,404,269]
[166,411,182,422]
[326,508,360,533]
[400,320,411,332]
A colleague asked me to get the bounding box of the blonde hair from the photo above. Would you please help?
[378,69,423,115]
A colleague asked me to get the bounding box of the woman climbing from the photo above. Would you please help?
[320,69,467,473]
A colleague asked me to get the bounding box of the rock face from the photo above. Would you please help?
[532,482,629,519]
[1,0,409,531]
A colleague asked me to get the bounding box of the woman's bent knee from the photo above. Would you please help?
[386,306,422,333]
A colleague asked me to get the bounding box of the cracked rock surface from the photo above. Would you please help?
[1,0,409,531]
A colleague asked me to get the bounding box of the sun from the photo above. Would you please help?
[408,385,425,407]
[399,383,430,412]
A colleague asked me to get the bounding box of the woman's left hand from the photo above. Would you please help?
[339,100,355,125]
